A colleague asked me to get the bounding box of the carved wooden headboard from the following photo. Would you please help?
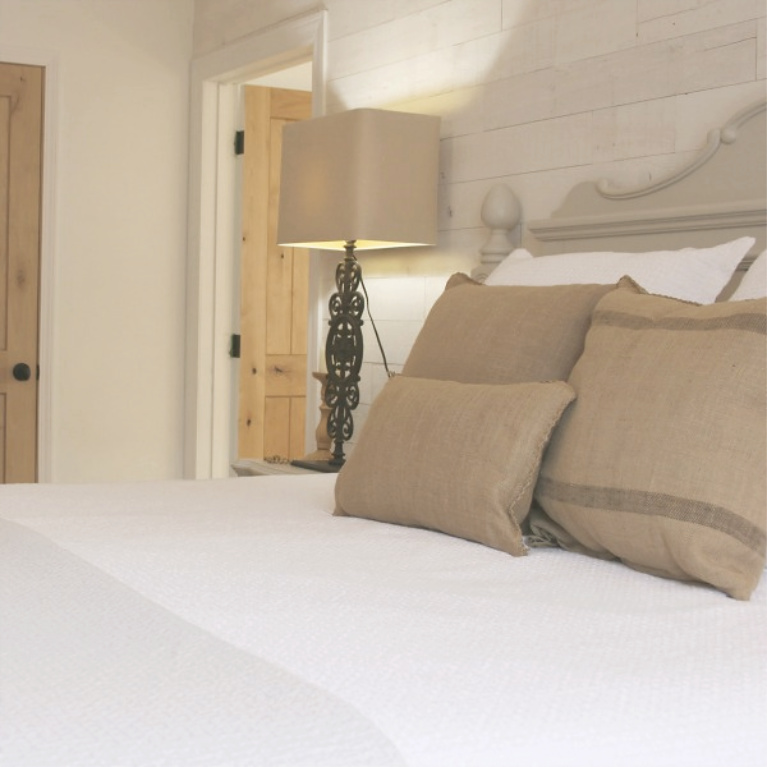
[476,99,766,290]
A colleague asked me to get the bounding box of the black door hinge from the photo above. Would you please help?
[234,130,245,156]
[230,334,241,359]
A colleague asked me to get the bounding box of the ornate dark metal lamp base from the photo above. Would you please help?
[323,240,364,466]
[289,458,343,473]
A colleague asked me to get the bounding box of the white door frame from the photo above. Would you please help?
[185,10,328,479]
[0,47,59,483]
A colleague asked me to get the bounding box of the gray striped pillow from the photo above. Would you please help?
[534,278,766,599]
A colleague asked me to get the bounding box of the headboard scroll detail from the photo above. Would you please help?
[524,99,766,261]
[596,100,766,200]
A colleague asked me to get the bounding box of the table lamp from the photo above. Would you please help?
[277,108,440,471]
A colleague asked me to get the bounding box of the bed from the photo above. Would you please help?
[1,100,765,767]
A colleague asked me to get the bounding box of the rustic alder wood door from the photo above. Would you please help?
[0,63,43,484]
[238,86,312,461]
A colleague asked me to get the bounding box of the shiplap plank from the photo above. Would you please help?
[638,0,764,44]
[638,0,698,24]
[328,0,446,41]
[193,0,766,438]
[334,18,758,131]
[328,30,519,112]
[492,21,556,78]
[359,277,427,323]
[486,21,760,132]
[591,99,677,164]
[330,0,502,80]
[552,0,637,65]
[449,111,594,182]
[193,0,315,55]
[501,0,637,66]
[361,319,424,367]
[394,86,486,138]
[502,0,599,28]
[482,69,556,129]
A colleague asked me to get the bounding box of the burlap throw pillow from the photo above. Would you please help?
[535,279,767,599]
[401,274,613,384]
[335,376,575,556]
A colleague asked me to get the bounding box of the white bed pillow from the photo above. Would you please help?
[730,250,766,300]
[484,237,754,304]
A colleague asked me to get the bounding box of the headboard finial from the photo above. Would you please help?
[473,183,521,282]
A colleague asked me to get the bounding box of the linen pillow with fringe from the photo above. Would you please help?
[335,376,575,557]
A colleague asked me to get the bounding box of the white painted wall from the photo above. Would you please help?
[0,0,194,482]
[193,0,765,446]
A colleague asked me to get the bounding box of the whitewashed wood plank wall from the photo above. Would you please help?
[193,0,766,439]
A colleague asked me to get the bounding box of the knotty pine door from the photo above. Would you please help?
[0,63,43,483]
[238,86,312,461]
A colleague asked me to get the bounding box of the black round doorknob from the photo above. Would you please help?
[12,363,32,382]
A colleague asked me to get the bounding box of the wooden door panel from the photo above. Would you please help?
[265,354,307,397]
[264,244,310,356]
[265,119,310,356]
[0,394,6,481]
[288,397,306,457]
[269,88,313,120]
[262,396,306,460]
[265,118,289,355]
[291,248,310,356]
[263,398,290,459]
[238,86,311,461]
[0,63,43,483]
[238,86,270,459]
[1,94,8,350]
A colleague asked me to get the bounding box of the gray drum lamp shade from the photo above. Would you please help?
[277,108,441,250]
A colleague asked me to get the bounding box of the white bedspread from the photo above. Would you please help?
[1,475,765,767]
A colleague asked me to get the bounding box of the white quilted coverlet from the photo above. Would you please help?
[1,475,765,767]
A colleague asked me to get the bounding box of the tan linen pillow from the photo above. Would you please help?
[401,274,613,384]
[535,279,767,599]
[334,376,575,556]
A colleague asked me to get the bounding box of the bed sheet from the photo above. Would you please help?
[0,514,404,767]
[1,474,765,767]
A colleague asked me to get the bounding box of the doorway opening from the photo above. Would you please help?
[185,10,328,479]
[236,82,312,464]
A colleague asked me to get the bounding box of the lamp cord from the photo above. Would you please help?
[358,273,394,378]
